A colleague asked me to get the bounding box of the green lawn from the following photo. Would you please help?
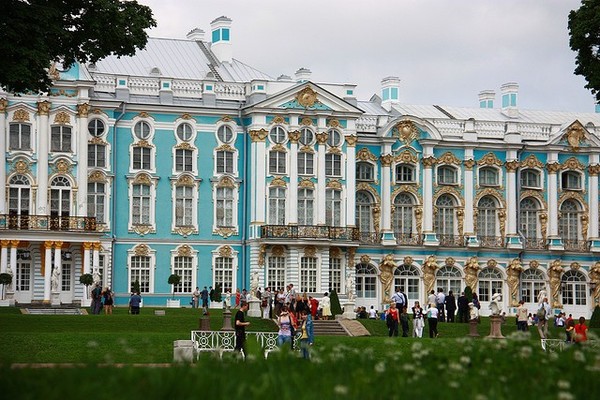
[1,307,599,399]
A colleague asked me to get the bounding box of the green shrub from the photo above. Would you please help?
[213,283,222,302]
[590,305,600,328]
[330,289,342,316]
[79,273,93,287]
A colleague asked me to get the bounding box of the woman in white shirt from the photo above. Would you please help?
[426,303,439,338]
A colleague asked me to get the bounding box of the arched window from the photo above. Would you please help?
[8,174,31,229]
[394,264,420,302]
[436,266,462,296]
[520,268,546,304]
[355,263,377,298]
[561,171,582,190]
[519,197,541,244]
[559,199,581,243]
[356,162,374,181]
[396,164,415,183]
[393,193,414,238]
[477,196,498,238]
[298,188,314,225]
[520,169,541,189]
[478,267,503,302]
[437,166,457,185]
[326,189,342,226]
[355,191,374,236]
[479,167,499,187]
[561,270,586,306]
[435,194,456,236]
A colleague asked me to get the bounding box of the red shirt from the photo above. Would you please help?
[387,308,399,321]
[574,323,588,342]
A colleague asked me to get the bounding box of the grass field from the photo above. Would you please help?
[1,307,599,399]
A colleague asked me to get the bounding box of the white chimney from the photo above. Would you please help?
[295,68,312,82]
[500,82,519,118]
[186,28,205,41]
[381,76,401,111]
[210,16,232,63]
[478,90,495,109]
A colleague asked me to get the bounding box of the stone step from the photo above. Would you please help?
[312,320,348,336]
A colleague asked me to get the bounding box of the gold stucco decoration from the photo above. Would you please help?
[214,227,235,238]
[177,245,193,257]
[564,123,586,151]
[436,152,461,166]
[132,173,152,185]
[403,256,414,266]
[288,130,301,143]
[13,159,30,174]
[463,159,476,170]
[176,175,195,187]
[560,157,585,171]
[326,179,343,190]
[345,135,358,147]
[76,103,90,117]
[316,132,329,145]
[422,256,438,302]
[249,129,268,142]
[357,148,378,162]
[304,246,317,257]
[296,87,318,108]
[546,162,561,174]
[270,177,287,188]
[328,119,340,128]
[360,254,371,264]
[549,260,563,308]
[88,171,107,183]
[54,159,71,174]
[217,176,236,188]
[300,117,312,126]
[521,155,544,169]
[505,160,519,172]
[380,254,396,303]
[53,111,71,125]
[133,244,150,256]
[478,152,503,167]
[445,257,456,266]
[219,245,233,258]
[330,247,341,258]
[529,260,540,269]
[13,109,30,122]
[272,245,285,257]
[422,156,436,168]
[0,98,8,112]
[507,258,523,307]
[570,262,581,271]
[272,116,286,125]
[395,120,418,143]
[464,257,480,290]
[298,179,315,189]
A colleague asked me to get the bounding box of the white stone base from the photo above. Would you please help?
[167,299,181,308]
[247,299,262,317]
[173,340,195,363]
[51,292,61,306]
[0,299,15,307]
[81,298,91,307]
[342,302,356,319]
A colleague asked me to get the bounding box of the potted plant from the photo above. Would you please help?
[0,273,12,301]
[79,273,94,306]
[167,274,181,307]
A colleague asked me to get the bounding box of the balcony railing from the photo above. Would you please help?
[395,233,423,246]
[437,234,465,247]
[563,239,589,252]
[0,214,97,232]
[478,236,505,248]
[260,225,359,241]
[358,231,380,244]
[523,237,547,250]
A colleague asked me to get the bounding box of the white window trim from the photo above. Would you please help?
[127,173,158,233]
[211,246,239,295]
[560,170,584,191]
[215,122,238,145]
[7,171,35,214]
[87,171,112,229]
[520,168,544,190]
[7,106,37,154]
[214,146,239,176]
[436,164,460,186]
[268,146,288,176]
[129,117,156,174]
[212,177,239,234]
[477,166,502,188]
[127,245,156,294]
[87,115,112,170]
[325,152,345,178]
[394,162,418,184]
[170,175,199,233]
[170,245,199,293]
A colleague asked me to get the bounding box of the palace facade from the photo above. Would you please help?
[2,17,600,317]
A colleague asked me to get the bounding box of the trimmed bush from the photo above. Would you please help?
[330,289,342,316]
[590,305,600,328]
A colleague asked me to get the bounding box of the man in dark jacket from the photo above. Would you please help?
[457,291,469,323]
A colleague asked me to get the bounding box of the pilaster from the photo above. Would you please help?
[36,100,51,214]
[76,103,90,216]
[0,98,7,214]
[316,131,328,225]
[288,130,299,224]
[422,146,438,246]
[505,155,522,248]
[345,136,357,227]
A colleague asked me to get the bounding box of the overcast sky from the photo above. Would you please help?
[138,0,596,113]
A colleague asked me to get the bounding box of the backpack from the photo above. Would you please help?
[537,306,546,320]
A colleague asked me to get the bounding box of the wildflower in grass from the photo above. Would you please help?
[573,350,586,363]
[449,381,459,388]
[87,340,99,348]
[333,385,348,395]
[557,380,571,390]
[474,395,488,400]
[460,356,471,365]
[448,362,462,372]
[411,341,423,352]
[519,346,532,359]
[549,352,559,361]
[558,392,574,400]
[374,361,386,373]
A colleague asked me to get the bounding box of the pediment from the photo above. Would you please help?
[245,82,364,114]
[549,120,600,151]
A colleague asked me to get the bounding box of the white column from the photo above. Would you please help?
[53,243,62,293]
[345,136,357,227]
[316,132,327,225]
[505,150,520,248]
[463,149,476,244]
[547,152,561,249]
[76,104,90,217]
[288,131,299,224]
[380,150,394,245]
[0,98,7,214]
[588,154,599,250]
[422,145,436,244]
[9,244,17,278]
[43,241,53,302]
[0,241,8,274]
[36,101,51,214]
[249,129,267,236]
[92,243,100,280]
[83,242,92,275]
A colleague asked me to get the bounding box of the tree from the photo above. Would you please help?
[168,274,181,300]
[329,289,343,316]
[0,273,12,300]
[0,0,156,94]
[568,0,600,103]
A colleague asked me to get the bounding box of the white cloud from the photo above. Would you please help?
[138,0,595,112]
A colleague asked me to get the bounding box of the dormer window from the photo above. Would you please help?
[561,171,582,191]
[520,169,541,189]
[479,167,499,187]
[396,164,415,183]
[437,166,457,185]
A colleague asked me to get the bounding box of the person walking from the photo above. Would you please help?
[457,292,469,323]
[445,290,456,322]
[299,310,314,359]
[426,303,439,338]
[536,297,552,339]
[235,302,250,355]
[91,283,103,315]
[412,301,424,338]
[192,287,200,309]
[201,286,209,315]
[516,300,528,332]
[129,291,142,315]
[436,288,446,322]
[386,302,400,337]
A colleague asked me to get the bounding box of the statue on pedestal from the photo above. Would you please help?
[51,266,61,292]
[489,292,502,316]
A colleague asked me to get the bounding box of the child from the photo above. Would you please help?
[574,316,588,343]
[565,318,575,343]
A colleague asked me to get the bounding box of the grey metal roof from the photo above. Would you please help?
[218,59,274,82]
[357,101,388,115]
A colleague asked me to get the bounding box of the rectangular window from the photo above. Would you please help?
[298,153,314,175]
[329,258,341,294]
[300,257,317,293]
[132,184,151,225]
[216,151,234,174]
[88,144,106,168]
[214,257,233,293]
[357,163,374,181]
[133,147,151,170]
[269,151,286,174]
[175,149,193,172]
[87,182,105,224]
[268,187,286,225]
[438,166,457,185]
[298,188,314,225]
[17,262,31,291]
[9,123,31,150]
[267,256,286,290]
[173,256,193,294]
[61,262,72,292]
[326,190,342,226]
[51,126,72,152]
[325,154,342,176]
[216,187,234,227]
[175,186,193,226]
[130,256,151,293]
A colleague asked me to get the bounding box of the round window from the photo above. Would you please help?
[134,121,151,139]
[177,123,194,141]
[269,126,286,144]
[299,127,314,145]
[217,125,234,143]
[327,129,342,147]
[88,119,105,137]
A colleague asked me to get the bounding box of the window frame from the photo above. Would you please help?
[50,125,72,152]
[9,123,32,151]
